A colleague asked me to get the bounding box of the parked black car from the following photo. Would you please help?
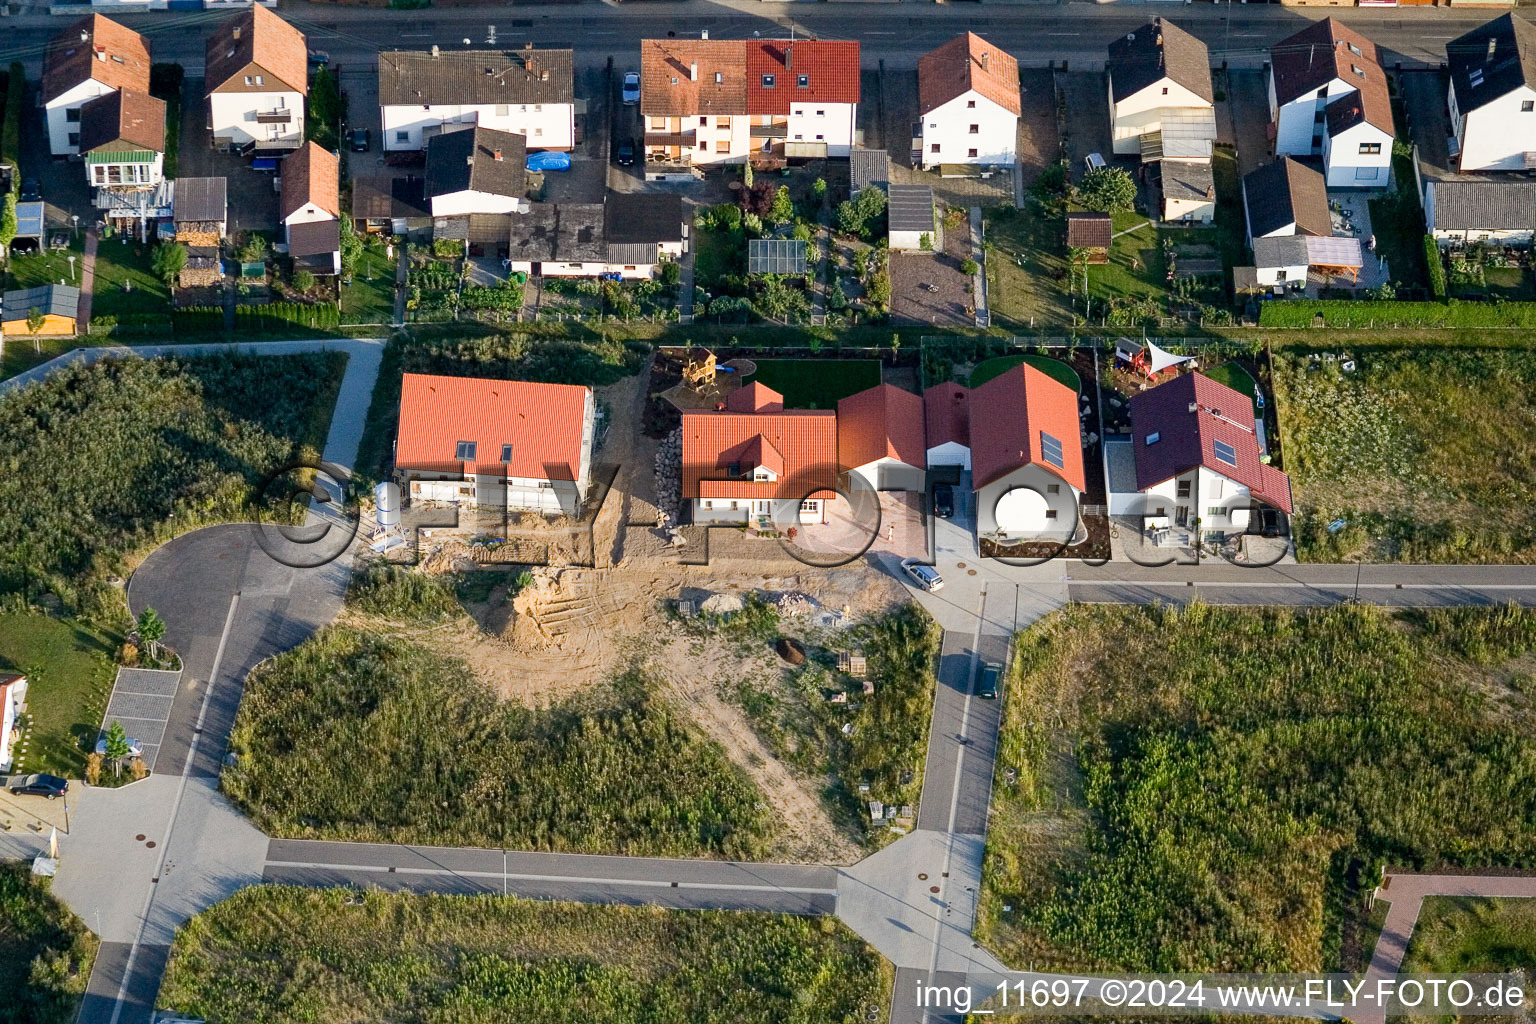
[351,128,370,153]
[932,483,954,519]
[20,178,41,202]
[976,663,1001,700]
[7,773,68,799]
[1251,507,1290,538]
[616,139,635,166]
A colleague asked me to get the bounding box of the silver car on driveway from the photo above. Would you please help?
[900,558,944,592]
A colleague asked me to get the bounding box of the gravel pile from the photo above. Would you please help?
[654,427,683,524]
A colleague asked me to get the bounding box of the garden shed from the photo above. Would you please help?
[887,184,935,251]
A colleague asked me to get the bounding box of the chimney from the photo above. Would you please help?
[980,52,990,71]
[232,24,241,40]
[701,28,709,40]
[466,154,475,166]
[79,29,88,42]
[1188,401,1198,414]
[690,62,698,81]
[432,44,440,58]
[493,148,503,161]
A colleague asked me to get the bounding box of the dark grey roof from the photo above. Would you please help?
[508,203,606,262]
[352,175,430,220]
[603,193,683,245]
[425,127,527,200]
[1252,235,1310,269]
[1243,157,1330,239]
[747,237,807,274]
[379,48,574,107]
[288,219,340,259]
[174,177,227,224]
[3,284,79,321]
[887,183,934,233]
[851,147,890,191]
[1107,18,1213,105]
[1431,180,1536,230]
[1448,14,1536,114]
[1161,159,1214,202]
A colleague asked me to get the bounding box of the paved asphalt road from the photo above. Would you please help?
[0,1,1513,78]
[264,840,839,913]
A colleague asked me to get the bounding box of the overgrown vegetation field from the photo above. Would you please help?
[0,862,98,1024]
[980,604,1536,975]
[1275,347,1536,563]
[1401,896,1536,974]
[0,353,343,616]
[159,886,889,1024]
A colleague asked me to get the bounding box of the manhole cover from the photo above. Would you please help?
[929,885,940,893]
[956,562,966,569]
[135,834,145,841]
[967,569,977,576]
[918,873,928,880]
[145,841,156,849]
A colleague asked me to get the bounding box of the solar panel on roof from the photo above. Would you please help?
[1040,431,1064,470]
[1213,439,1237,467]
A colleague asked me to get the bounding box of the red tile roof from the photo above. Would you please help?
[746,40,861,113]
[280,141,340,221]
[395,373,591,482]
[968,363,1085,491]
[837,383,925,471]
[726,381,785,413]
[919,32,1020,117]
[1129,371,1293,513]
[923,382,971,449]
[206,3,308,96]
[682,408,837,500]
[42,15,151,105]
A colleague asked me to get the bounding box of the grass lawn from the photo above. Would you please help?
[1211,145,1249,283]
[91,239,171,317]
[1367,145,1429,292]
[980,603,1536,975]
[748,358,881,410]
[1481,266,1536,301]
[0,861,99,1024]
[1203,360,1259,415]
[1274,346,1536,562]
[692,224,744,292]
[4,240,85,292]
[160,886,889,1024]
[970,353,1081,391]
[340,247,396,324]
[1401,896,1536,974]
[1092,211,1163,302]
[0,613,118,776]
[984,205,1071,325]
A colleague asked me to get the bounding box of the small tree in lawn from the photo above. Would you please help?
[292,268,317,293]
[743,161,754,190]
[1076,167,1137,213]
[26,307,44,353]
[136,606,166,661]
[152,242,188,286]
[769,185,795,225]
[104,721,130,779]
[1068,246,1092,299]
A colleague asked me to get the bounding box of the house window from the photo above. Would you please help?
[966,99,976,108]
[1524,100,1535,112]
[1153,507,1166,517]
[715,72,723,84]
[651,117,667,130]
[1146,432,1161,445]
[815,134,824,141]
[797,74,809,88]
[801,498,819,513]
[1359,142,1382,155]
[969,124,979,134]
[395,130,410,143]
[1348,42,1362,56]
[500,444,513,463]
[1039,432,1065,469]
[815,109,824,117]
[495,104,509,116]
[716,116,730,129]
[1176,480,1192,498]
[967,149,978,158]
[1212,440,1237,466]
[930,143,940,153]
[65,108,81,123]
[1207,506,1224,518]
[1161,86,1168,95]
[455,441,478,461]
[794,134,803,141]
[1351,65,1366,78]
[715,140,729,153]
[1045,509,1058,519]
[761,74,775,88]
[533,104,542,112]
[1047,484,1060,495]
[534,128,543,136]
[699,116,708,127]
[67,132,79,147]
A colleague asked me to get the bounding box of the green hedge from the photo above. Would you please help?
[2,63,23,179]
[1424,235,1448,301]
[1257,298,1536,329]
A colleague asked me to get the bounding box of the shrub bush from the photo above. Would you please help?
[1424,234,1448,300]
[1257,298,1536,329]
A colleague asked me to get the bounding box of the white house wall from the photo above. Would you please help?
[1165,195,1215,223]
[382,102,576,152]
[976,464,1079,542]
[209,90,305,149]
[1137,467,1252,533]
[926,441,971,471]
[1272,76,1355,158]
[1454,84,1536,171]
[921,91,1017,169]
[787,102,856,159]
[1109,77,1213,156]
[1321,120,1392,187]
[46,80,116,156]
[1255,261,1309,287]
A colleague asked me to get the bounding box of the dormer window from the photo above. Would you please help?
[500,444,513,463]
[714,71,723,84]
[761,74,775,88]
[1347,42,1362,57]
[455,441,477,461]
[1351,65,1365,78]
[1146,432,1161,445]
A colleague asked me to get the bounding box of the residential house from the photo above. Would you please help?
[887,184,936,251]
[1242,157,1331,241]
[80,88,167,236]
[969,363,1084,543]
[640,37,859,175]
[915,32,1020,170]
[505,194,686,280]
[1160,159,1215,223]
[42,15,151,157]
[681,381,838,525]
[2,285,80,337]
[1128,371,1292,542]
[173,177,227,288]
[1425,179,1536,244]
[837,383,926,491]
[1269,20,1394,187]
[604,193,687,269]
[1066,212,1112,263]
[205,5,308,153]
[351,175,431,237]
[280,141,341,275]
[394,372,595,514]
[923,381,971,471]
[378,48,575,153]
[1447,15,1536,172]
[0,672,26,773]
[1107,19,1215,163]
[1249,236,1311,289]
[425,126,529,248]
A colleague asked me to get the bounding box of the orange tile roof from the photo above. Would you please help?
[395,373,591,482]
[682,408,837,501]
[641,39,747,116]
[205,4,308,96]
[280,142,340,221]
[969,363,1085,491]
[837,383,925,471]
[42,15,151,105]
[922,382,971,449]
[746,40,860,113]
[919,32,1020,118]
[726,382,785,413]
